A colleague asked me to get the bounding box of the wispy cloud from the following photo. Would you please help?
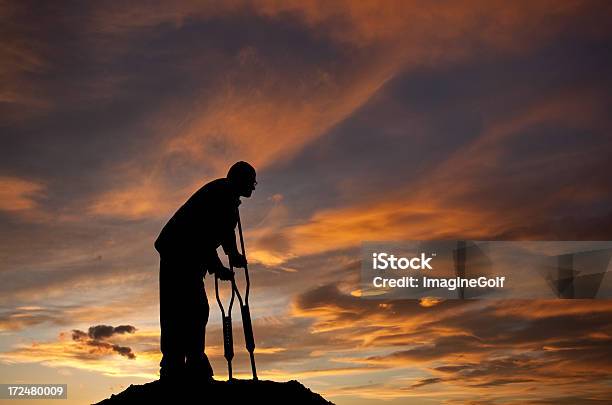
[0,176,46,219]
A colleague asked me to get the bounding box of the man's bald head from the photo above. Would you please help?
[227,161,257,198]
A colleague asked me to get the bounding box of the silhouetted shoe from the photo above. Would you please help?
[185,367,214,384]
[185,362,214,384]
[185,354,214,384]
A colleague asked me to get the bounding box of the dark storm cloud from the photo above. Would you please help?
[82,340,135,360]
[71,324,137,359]
[86,324,137,340]
[87,340,136,360]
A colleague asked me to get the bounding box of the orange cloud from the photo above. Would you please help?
[165,60,393,173]
[247,88,610,262]
[0,176,44,211]
[86,49,396,220]
[0,2,51,121]
[82,1,611,221]
[420,297,444,308]
[287,283,612,402]
[0,176,48,222]
[87,177,171,220]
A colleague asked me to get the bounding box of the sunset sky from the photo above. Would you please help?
[1,1,612,404]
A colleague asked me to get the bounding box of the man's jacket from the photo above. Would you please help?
[155,178,240,273]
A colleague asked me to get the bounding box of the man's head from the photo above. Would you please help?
[227,161,257,198]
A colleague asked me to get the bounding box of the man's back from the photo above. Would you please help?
[155,178,240,261]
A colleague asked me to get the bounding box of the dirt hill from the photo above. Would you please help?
[93,378,334,405]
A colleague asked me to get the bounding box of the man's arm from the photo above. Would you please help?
[221,226,248,268]
[221,226,239,259]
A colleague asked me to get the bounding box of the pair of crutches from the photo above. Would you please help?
[214,212,258,381]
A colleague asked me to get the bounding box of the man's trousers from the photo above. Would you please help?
[159,256,213,379]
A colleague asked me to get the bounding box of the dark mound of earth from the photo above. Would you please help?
[93,378,334,405]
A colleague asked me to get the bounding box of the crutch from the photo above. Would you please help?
[231,210,258,380]
[214,269,235,380]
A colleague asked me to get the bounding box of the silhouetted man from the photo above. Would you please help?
[155,161,256,382]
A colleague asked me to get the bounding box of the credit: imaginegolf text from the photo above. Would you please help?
[372,275,506,290]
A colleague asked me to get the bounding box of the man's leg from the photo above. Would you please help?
[159,257,187,380]
[184,269,213,379]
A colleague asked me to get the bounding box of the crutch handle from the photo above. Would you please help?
[215,271,236,380]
